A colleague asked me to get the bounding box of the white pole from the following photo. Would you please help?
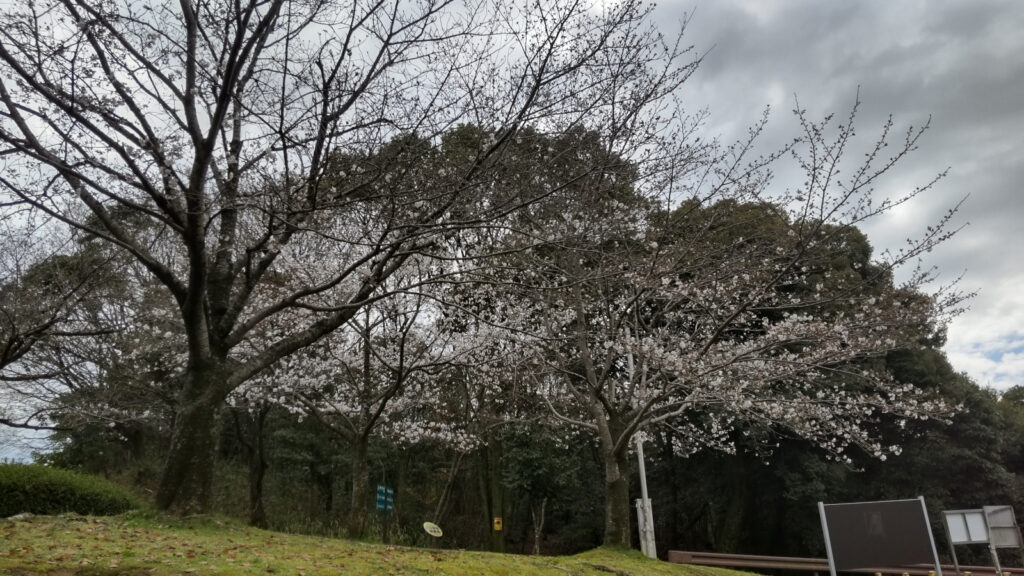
[819,502,839,576]
[625,327,656,558]
[989,542,1003,576]
[920,496,944,576]
[635,434,657,559]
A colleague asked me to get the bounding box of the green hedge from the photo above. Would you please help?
[0,464,140,517]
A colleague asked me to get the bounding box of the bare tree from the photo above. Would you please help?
[0,0,693,511]
[0,215,121,432]
[257,266,462,536]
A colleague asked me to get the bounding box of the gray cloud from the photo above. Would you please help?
[653,0,1024,389]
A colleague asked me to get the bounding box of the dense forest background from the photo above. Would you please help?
[25,277,1024,562]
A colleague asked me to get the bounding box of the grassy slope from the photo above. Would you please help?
[0,513,756,576]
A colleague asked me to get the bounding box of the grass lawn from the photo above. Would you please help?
[0,512,755,576]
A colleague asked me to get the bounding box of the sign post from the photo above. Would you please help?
[985,505,1024,570]
[819,497,942,576]
[423,522,443,538]
[943,506,1024,576]
[377,484,394,544]
[635,434,656,559]
[422,521,443,550]
[376,484,394,512]
[944,509,991,575]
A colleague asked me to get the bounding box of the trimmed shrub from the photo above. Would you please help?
[0,464,140,517]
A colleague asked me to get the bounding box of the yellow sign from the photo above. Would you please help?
[493,517,503,531]
[423,521,443,537]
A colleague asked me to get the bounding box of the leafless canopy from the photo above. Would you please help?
[0,0,698,509]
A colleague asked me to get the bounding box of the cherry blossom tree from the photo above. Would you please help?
[463,105,966,548]
[0,0,697,511]
[263,263,544,539]
[434,299,546,552]
[243,265,467,536]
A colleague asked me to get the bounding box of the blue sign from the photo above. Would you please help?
[376,485,394,511]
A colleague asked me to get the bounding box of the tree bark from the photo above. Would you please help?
[348,436,370,538]
[230,404,270,527]
[531,497,547,555]
[433,452,463,526]
[155,366,228,512]
[247,407,269,528]
[247,453,268,528]
[310,463,333,513]
[485,436,506,553]
[602,444,633,549]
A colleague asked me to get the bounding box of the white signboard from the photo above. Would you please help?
[984,506,1023,548]
[943,505,1023,576]
[944,509,990,544]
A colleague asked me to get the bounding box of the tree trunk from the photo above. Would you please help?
[155,367,227,513]
[310,463,333,513]
[486,436,506,553]
[474,441,507,553]
[714,456,747,552]
[348,437,370,538]
[433,452,463,525]
[248,453,268,528]
[531,497,547,555]
[602,445,632,549]
[247,406,269,528]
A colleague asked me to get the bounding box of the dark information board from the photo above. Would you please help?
[820,498,939,572]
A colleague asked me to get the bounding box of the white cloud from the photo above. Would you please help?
[944,272,1024,390]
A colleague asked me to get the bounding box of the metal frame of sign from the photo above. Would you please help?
[926,498,945,576]
[819,496,943,576]
[984,506,1023,549]
[943,506,1024,575]
[944,509,987,576]
[819,501,838,576]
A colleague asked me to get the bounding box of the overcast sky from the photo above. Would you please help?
[649,0,1024,391]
